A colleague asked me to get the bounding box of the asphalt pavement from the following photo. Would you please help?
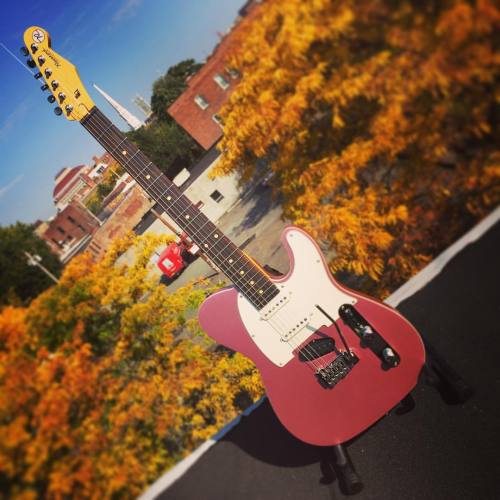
[156,218,500,500]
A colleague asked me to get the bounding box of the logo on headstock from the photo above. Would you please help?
[32,29,45,43]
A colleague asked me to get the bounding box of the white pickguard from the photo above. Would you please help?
[237,229,356,366]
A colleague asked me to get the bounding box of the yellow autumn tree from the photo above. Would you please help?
[216,0,500,296]
[0,233,263,499]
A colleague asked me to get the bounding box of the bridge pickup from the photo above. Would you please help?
[298,337,336,361]
[316,352,359,389]
[338,304,400,369]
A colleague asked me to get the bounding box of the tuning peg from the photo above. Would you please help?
[27,59,36,68]
[37,56,45,65]
[65,105,73,115]
[34,72,43,79]
[44,69,52,78]
[47,95,56,103]
[40,83,49,91]
[54,107,63,116]
[51,80,59,90]
[20,46,29,56]
[30,43,38,53]
[58,92,66,102]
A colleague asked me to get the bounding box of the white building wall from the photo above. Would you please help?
[145,156,242,237]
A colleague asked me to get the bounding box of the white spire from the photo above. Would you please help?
[93,83,144,131]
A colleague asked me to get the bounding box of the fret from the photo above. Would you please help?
[137,161,154,177]
[81,106,280,308]
[122,150,140,168]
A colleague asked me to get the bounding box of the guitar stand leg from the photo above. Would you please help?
[332,444,363,495]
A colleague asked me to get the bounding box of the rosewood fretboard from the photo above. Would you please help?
[81,106,279,310]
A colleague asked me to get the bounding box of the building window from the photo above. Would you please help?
[227,67,240,79]
[194,94,209,110]
[214,73,229,90]
[210,190,224,203]
[67,215,76,224]
[57,226,66,234]
[212,114,224,127]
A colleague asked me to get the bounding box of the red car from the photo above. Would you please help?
[156,237,200,281]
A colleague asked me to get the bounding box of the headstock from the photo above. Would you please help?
[22,26,94,121]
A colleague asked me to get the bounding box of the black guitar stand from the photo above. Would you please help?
[262,264,474,496]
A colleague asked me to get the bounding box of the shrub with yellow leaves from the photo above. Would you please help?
[0,233,264,499]
[216,0,500,296]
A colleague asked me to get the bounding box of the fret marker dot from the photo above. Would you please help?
[240,270,245,275]
[229,258,233,263]
[250,280,255,285]
[122,150,127,155]
[259,290,264,294]
[204,244,209,248]
[214,233,219,238]
[185,215,190,219]
[166,196,172,201]
[146,174,151,180]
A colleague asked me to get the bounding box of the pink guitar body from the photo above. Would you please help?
[199,226,426,445]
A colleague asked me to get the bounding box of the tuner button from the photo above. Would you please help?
[20,46,29,56]
[30,43,38,53]
[44,68,52,78]
[47,95,56,103]
[34,72,43,80]
[27,59,36,68]
[51,80,59,90]
[54,107,63,116]
[40,84,49,91]
[65,105,73,115]
[37,56,45,65]
[58,92,66,102]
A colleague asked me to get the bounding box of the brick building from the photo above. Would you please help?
[167,0,262,150]
[38,203,100,263]
[53,165,95,212]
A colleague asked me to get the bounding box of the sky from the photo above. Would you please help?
[0,0,246,226]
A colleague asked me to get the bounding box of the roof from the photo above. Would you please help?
[167,0,262,113]
[53,165,86,201]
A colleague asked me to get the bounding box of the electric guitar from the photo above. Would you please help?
[23,26,425,445]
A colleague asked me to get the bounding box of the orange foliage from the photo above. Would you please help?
[0,233,263,498]
[216,0,500,296]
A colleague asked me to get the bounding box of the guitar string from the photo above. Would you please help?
[83,107,337,375]
[26,50,333,372]
[83,110,333,373]
[85,110,274,304]
[63,101,337,374]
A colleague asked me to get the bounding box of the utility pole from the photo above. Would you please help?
[24,251,59,284]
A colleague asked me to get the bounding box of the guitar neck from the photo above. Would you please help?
[81,106,278,309]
